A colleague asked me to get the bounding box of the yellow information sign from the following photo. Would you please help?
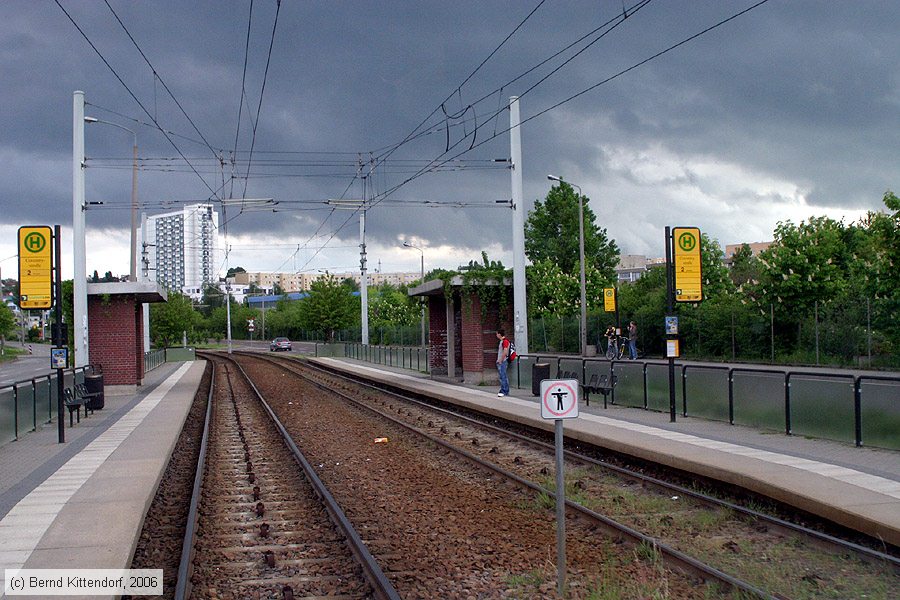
[673,227,702,303]
[18,226,53,309]
[603,287,616,312]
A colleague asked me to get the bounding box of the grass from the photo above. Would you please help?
[505,569,545,594]
[0,345,26,364]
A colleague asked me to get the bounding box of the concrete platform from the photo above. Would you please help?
[0,361,204,599]
[310,357,900,548]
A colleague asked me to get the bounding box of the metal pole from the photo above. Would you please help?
[130,138,138,281]
[815,300,820,365]
[665,227,676,422]
[226,286,232,354]
[72,91,88,368]
[867,298,871,363]
[141,212,151,353]
[360,185,369,345]
[577,188,587,357]
[770,303,775,362]
[555,418,566,597]
[420,252,425,348]
[54,225,65,443]
[509,96,529,354]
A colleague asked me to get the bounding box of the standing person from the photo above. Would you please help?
[496,329,510,397]
[604,324,618,360]
[628,321,638,360]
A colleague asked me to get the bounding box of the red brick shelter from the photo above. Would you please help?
[409,276,513,384]
[87,282,167,389]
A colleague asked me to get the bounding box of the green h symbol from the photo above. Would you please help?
[24,232,46,253]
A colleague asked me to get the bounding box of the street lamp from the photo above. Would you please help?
[84,116,138,282]
[547,175,587,356]
[403,241,426,348]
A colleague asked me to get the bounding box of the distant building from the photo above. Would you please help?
[143,204,219,299]
[615,255,665,283]
[229,270,422,292]
[724,241,772,266]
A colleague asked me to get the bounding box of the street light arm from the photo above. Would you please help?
[85,117,136,145]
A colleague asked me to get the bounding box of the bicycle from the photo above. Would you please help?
[605,336,625,360]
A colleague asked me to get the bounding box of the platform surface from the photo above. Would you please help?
[311,356,900,547]
[0,361,204,599]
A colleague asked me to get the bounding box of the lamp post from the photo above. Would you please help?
[84,116,138,282]
[547,175,587,356]
[403,241,426,348]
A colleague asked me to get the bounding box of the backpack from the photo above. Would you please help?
[507,340,517,362]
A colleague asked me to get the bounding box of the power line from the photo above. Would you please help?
[103,0,221,160]
[231,0,254,200]
[372,0,547,167]
[369,0,772,211]
[240,0,283,202]
[53,0,222,200]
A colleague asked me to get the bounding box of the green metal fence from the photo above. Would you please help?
[0,366,92,447]
[512,355,900,450]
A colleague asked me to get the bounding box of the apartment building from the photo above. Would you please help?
[143,203,219,299]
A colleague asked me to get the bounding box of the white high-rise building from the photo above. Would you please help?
[143,203,219,298]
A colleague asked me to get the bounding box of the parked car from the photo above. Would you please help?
[270,337,292,352]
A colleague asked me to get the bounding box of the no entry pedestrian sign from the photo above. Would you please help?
[540,379,579,419]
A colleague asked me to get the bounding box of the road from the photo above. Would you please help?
[0,343,54,387]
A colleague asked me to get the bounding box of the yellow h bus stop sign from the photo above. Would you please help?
[673,227,702,303]
[18,226,53,309]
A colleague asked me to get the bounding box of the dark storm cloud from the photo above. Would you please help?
[1,0,899,269]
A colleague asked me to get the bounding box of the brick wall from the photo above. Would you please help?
[428,296,447,373]
[88,294,143,385]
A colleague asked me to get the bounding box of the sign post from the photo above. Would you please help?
[666,226,704,422]
[540,379,579,597]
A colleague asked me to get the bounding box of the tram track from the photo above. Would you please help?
[228,352,771,599]
[251,352,899,600]
[181,354,398,599]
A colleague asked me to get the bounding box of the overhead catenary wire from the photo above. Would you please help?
[231,0,255,200]
[239,0,282,203]
[103,0,221,161]
[366,0,773,213]
[53,0,222,200]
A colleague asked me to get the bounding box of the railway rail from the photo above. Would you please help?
[251,351,899,600]
[180,354,398,599]
[227,352,772,598]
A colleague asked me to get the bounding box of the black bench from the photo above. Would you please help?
[62,388,84,427]
[583,373,616,406]
[75,383,101,412]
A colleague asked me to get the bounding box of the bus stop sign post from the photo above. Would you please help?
[540,378,580,597]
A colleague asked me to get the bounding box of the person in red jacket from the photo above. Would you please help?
[496,329,510,397]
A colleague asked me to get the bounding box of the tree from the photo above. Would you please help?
[298,275,358,341]
[699,233,733,300]
[525,181,619,281]
[729,243,760,288]
[0,302,15,339]
[226,266,246,278]
[150,292,203,347]
[753,217,851,320]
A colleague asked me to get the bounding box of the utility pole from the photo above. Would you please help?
[360,177,369,345]
[509,96,529,354]
[141,213,151,353]
[72,91,88,368]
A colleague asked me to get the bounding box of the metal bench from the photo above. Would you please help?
[583,373,616,406]
[75,383,101,412]
[62,388,84,427]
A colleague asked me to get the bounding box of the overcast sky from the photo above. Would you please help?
[1,0,898,281]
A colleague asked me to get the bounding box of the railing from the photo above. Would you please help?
[0,365,96,447]
[144,349,166,373]
[338,343,430,374]
[511,355,900,450]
